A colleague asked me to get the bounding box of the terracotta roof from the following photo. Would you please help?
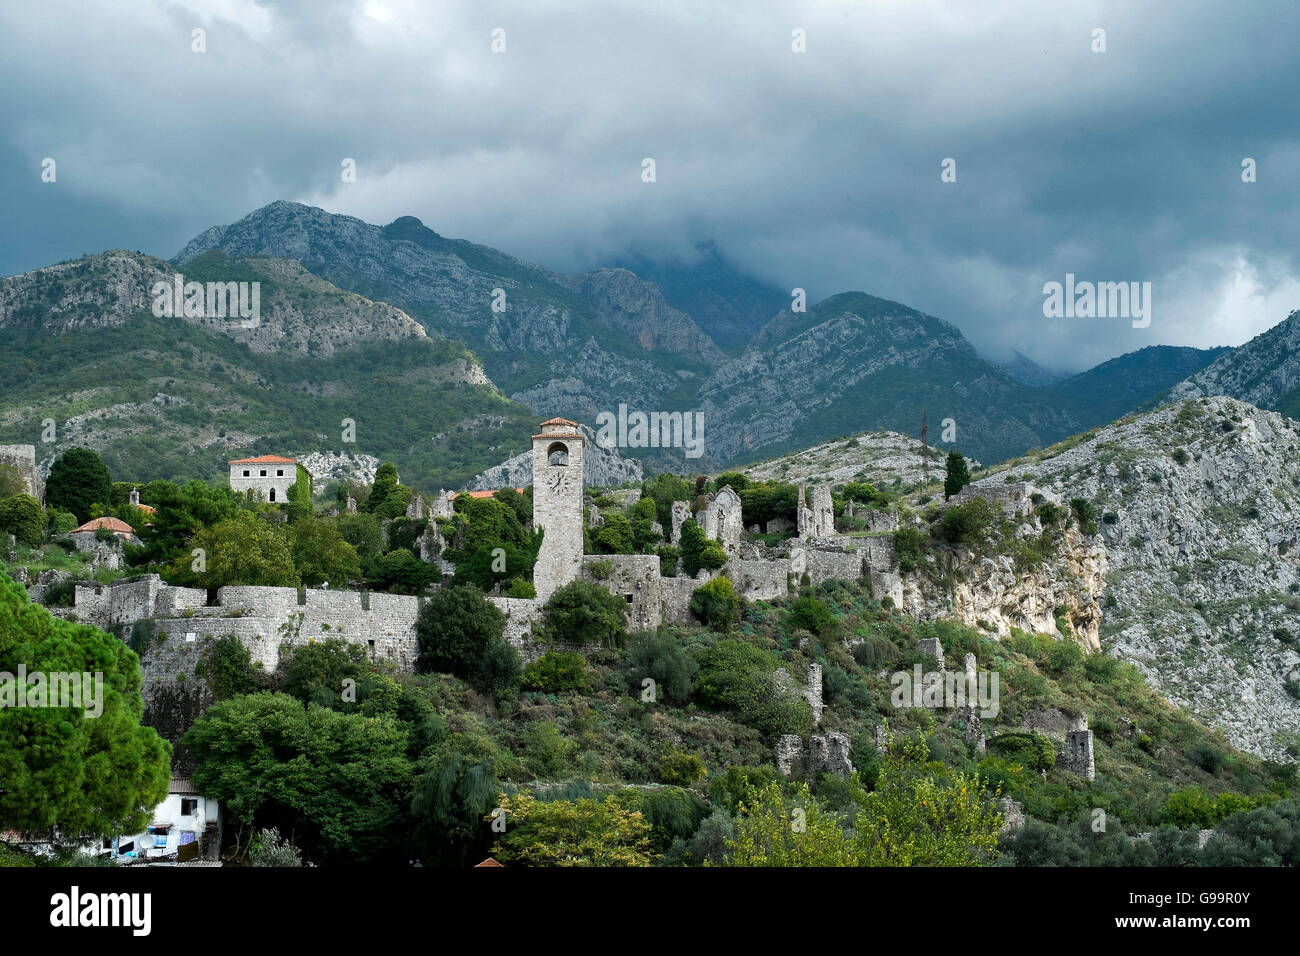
[539,417,579,427]
[474,857,505,867]
[135,503,157,515]
[453,488,524,499]
[71,516,135,535]
[532,432,584,441]
[228,454,298,465]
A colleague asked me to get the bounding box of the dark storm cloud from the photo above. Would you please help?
[2,0,1297,371]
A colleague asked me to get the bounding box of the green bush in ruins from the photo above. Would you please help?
[541,579,629,649]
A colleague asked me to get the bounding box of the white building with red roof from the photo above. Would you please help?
[228,454,299,503]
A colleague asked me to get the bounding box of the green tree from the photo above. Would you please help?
[364,462,401,516]
[842,481,884,506]
[595,513,634,554]
[641,472,693,529]
[944,451,972,500]
[364,550,441,595]
[493,487,531,524]
[691,576,742,631]
[852,735,1002,865]
[201,635,262,701]
[521,650,588,692]
[336,512,383,562]
[279,639,370,707]
[291,519,362,588]
[0,570,170,837]
[444,495,532,562]
[541,579,629,649]
[624,630,698,705]
[788,595,835,636]
[679,519,728,577]
[167,512,299,588]
[44,448,112,522]
[415,585,506,680]
[285,464,313,523]
[695,639,812,740]
[725,781,855,866]
[129,479,242,568]
[410,747,502,866]
[935,497,997,546]
[183,692,412,864]
[491,792,654,867]
[0,494,43,547]
[451,539,538,592]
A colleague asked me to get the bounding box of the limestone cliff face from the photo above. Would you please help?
[902,522,1107,651]
[557,268,725,361]
[971,396,1300,760]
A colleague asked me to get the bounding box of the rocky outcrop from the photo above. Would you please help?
[977,396,1300,760]
[902,520,1107,651]
[299,451,383,486]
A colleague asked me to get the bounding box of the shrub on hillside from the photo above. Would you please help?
[541,579,629,649]
[691,577,742,632]
[521,650,588,693]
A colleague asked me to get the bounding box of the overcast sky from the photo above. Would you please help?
[3,0,1298,372]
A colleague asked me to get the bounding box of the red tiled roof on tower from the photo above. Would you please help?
[539,417,579,427]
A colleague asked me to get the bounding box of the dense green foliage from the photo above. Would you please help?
[541,579,629,649]
[44,448,112,522]
[415,585,507,684]
[0,569,170,837]
[944,450,972,500]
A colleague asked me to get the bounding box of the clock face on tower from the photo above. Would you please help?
[549,470,570,493]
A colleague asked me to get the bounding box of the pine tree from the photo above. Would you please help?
[944,451,971,500]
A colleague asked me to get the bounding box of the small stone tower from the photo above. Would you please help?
[531,418,585,600]
[1056,714,1096,780]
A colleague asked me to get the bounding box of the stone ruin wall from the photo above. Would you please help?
[0,444,43,500]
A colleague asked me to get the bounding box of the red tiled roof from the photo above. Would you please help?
[71,516,135,535]
[453,488,524,499]
[539,417,579,427]
[228,454,298,465]
[474,857,505,867]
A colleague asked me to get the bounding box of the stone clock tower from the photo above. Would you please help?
[531,418,585,599]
